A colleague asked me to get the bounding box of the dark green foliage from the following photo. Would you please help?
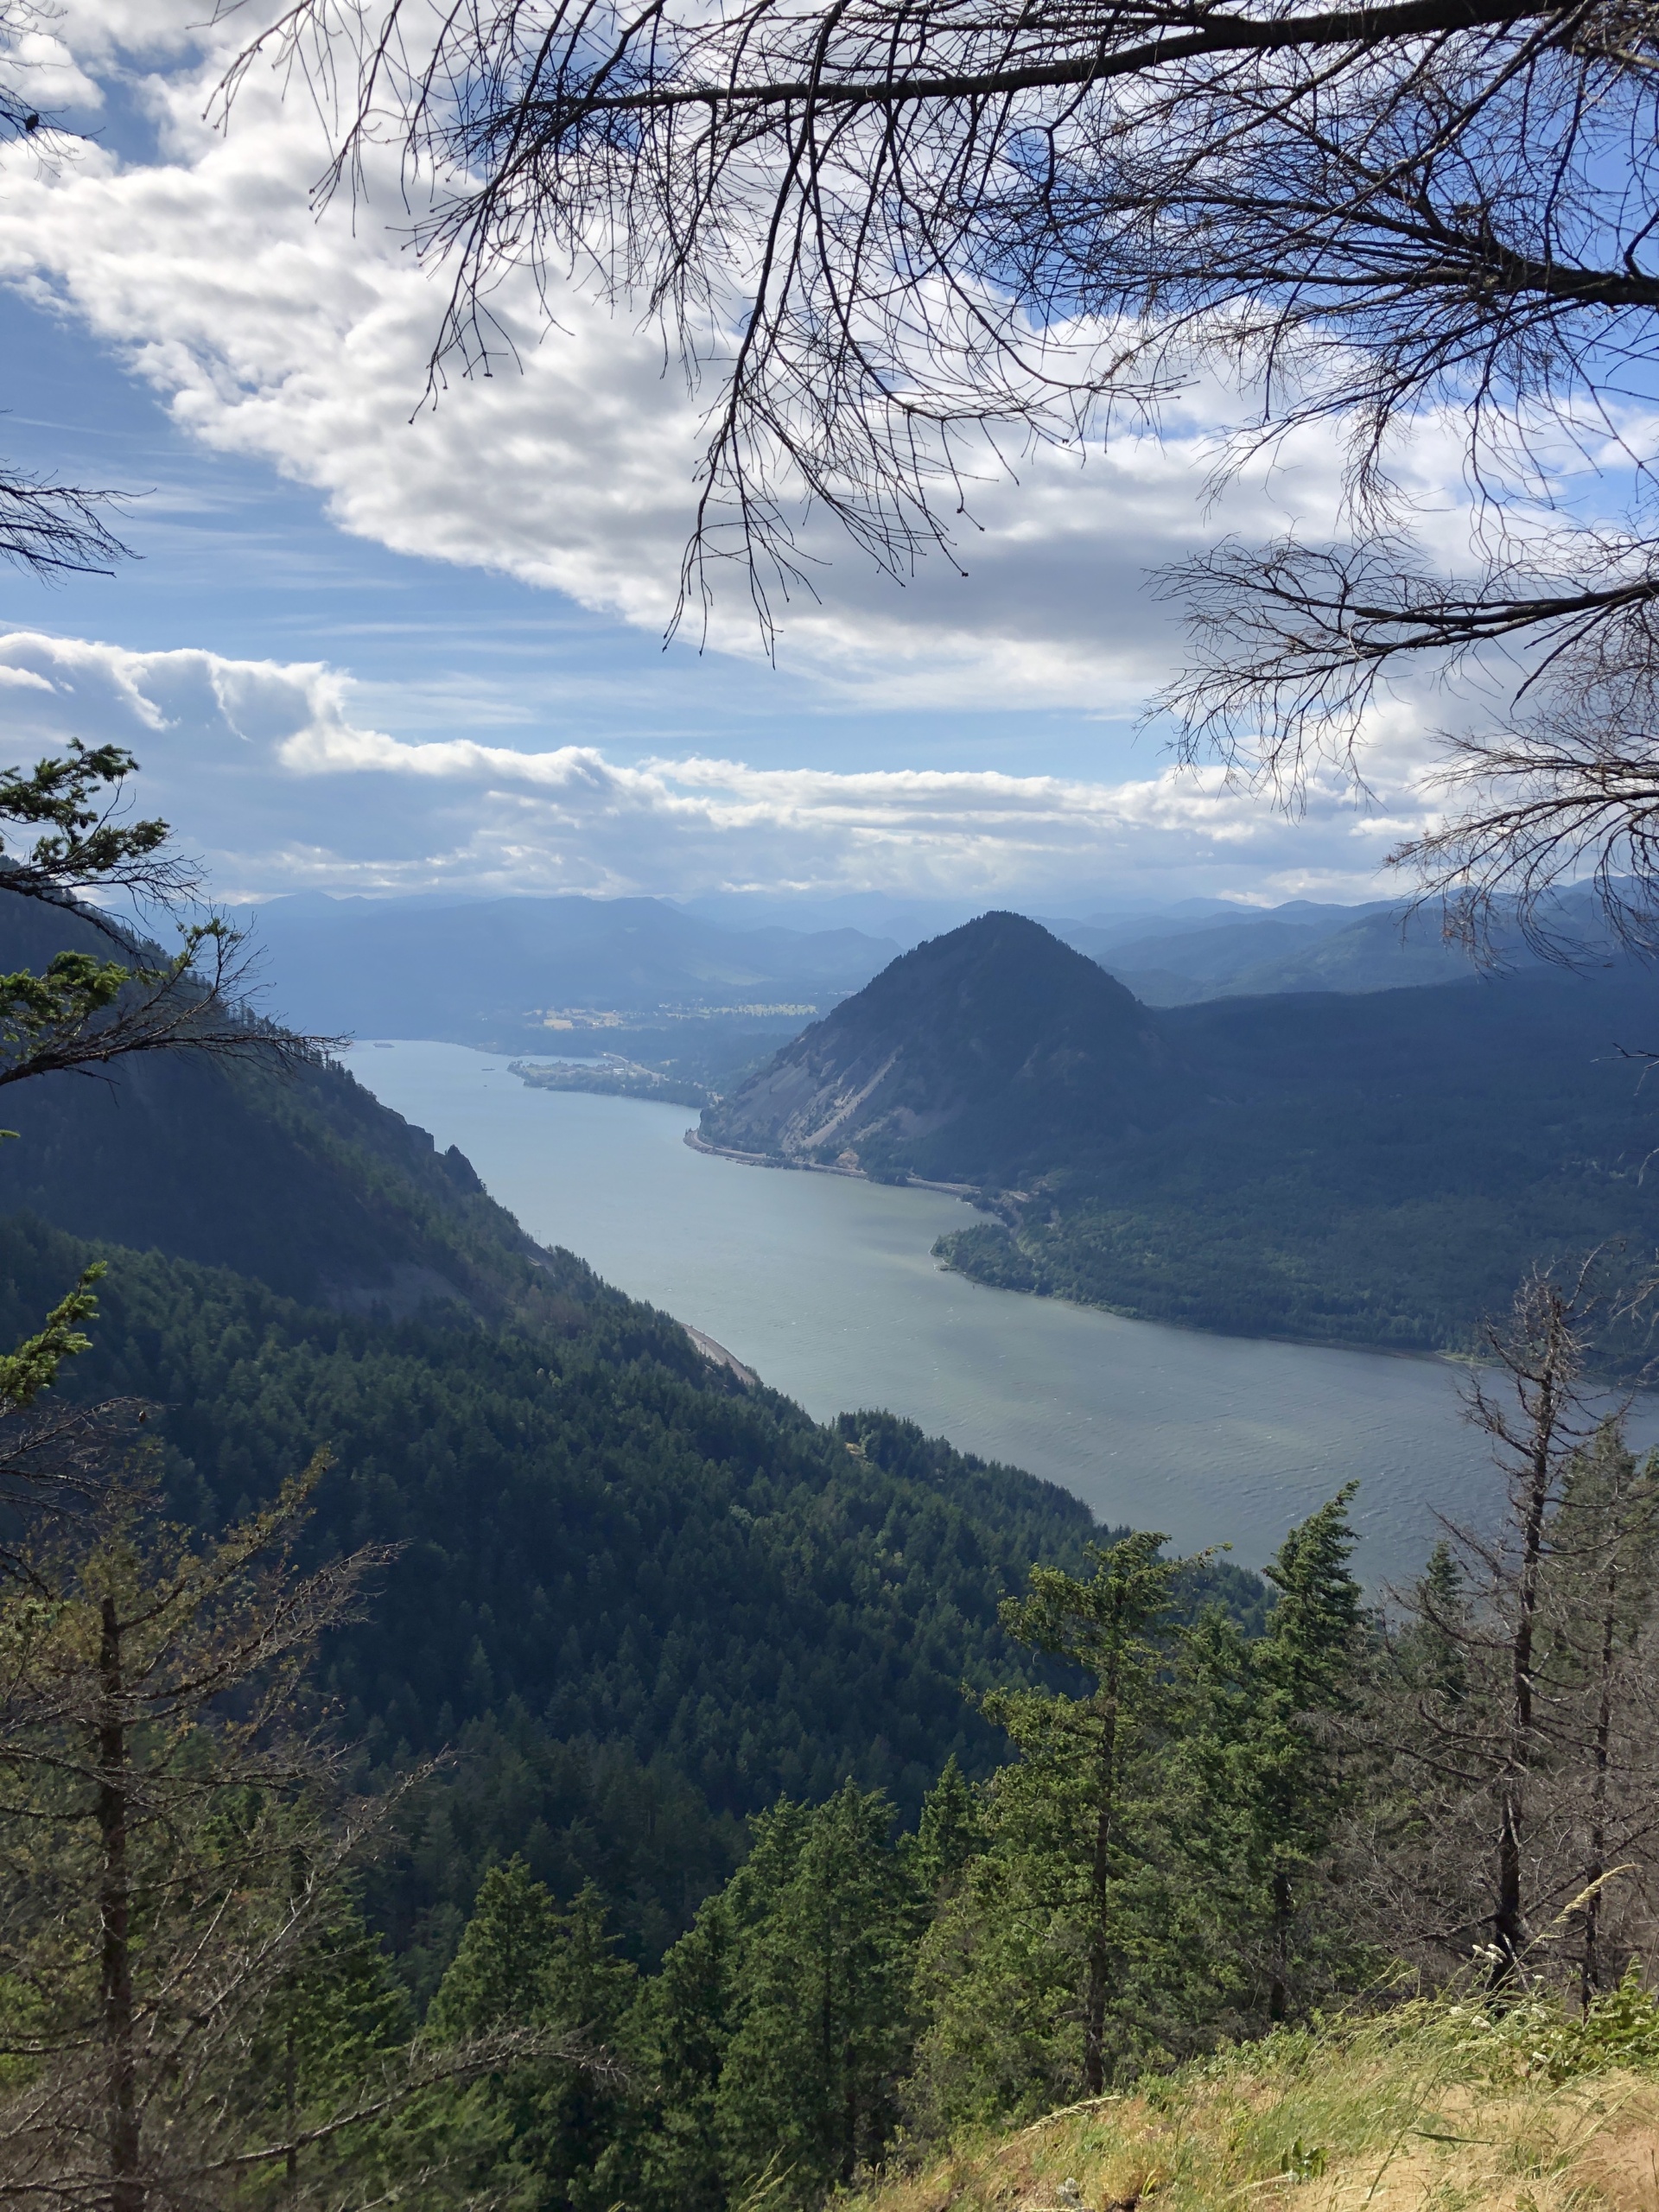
[432,1790,922,2212]
[1173,1491,1367,2023]
[0,1215,1098,1838]
[617,1789,920,2212]
[712,1783,917,2204]
[245,1897,416,2200]
[906,1503,1371,2139]
[427,1859,565,2039]
[365,1716,747,2002]
[426,1865,641,2212]
[910,1535,1192,2128]
[907,1756,983,1898]
[632,1801,817,2212]
[704,912,1659,1362]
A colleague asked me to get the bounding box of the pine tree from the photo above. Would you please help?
[428,1867,638,2212]
[713,1782,916,2206]
[908,1532,1185,2131]
[632,1787,949,2212]
[0,1448,420,2206]
[247,1893,416,2201]
[427,1859,563,2039]
[632,1798,814,2212]
[1000,1532,1179,2094]
[1176,1491,1366,2022]
[907,1754,984,1902]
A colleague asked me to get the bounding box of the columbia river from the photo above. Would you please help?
[346,1039,1643,1585]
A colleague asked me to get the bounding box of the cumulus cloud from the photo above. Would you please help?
[0,629,1439,903]
[0,8,1430,712]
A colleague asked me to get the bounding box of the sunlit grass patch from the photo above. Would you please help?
[854,1985,1659,2212]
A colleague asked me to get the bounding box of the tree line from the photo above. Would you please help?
[2,752,1658,2205]
[3,1247,1657,2207]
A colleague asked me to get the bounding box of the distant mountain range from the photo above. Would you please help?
[700,912,1659,1362]
[239,889,1560,1091]
[1055,900,1502,1004]
[243,893,900,1077]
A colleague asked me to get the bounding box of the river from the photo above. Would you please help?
[345,1039,1619,1586]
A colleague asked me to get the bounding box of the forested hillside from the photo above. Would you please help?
[6,766,1659,2212]
[0,1019,1257,1985]
[703,913,1659,1359]
[0,897,545,1314]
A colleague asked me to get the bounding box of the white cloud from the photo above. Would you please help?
[0,629,1440,903]
[0,14,1391,712]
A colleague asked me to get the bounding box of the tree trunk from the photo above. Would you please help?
[1493,1380,1556,1987]
[1083,1687,1119,2096]
[1268,1865,1291,2023]
[841,2049,857,2187]
[284,2024,298,2188]
[1580,1543,1620,2011]
[97,1592,142,2212]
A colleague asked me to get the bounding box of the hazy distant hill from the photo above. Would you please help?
[0,899,556,1317]
[702,912,1659,1359]
[1055,899,1486,1003]
[245,893,899,1064]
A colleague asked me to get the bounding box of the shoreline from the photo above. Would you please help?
[682,1128,1484,1375]
[683,1128,980,1201]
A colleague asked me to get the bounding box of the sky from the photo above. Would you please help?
[0,0,1462,915]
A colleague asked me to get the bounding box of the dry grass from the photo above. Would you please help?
[853,2007,1659,2212]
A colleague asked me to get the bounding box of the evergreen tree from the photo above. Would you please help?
[247,1893,416,2201]
[906,1754,984,1902]
[427,1859,563,2039]
[1175,1490,1366,2023]
[908,1532,1185,2131]
[632,1798,815,2212]
[428,1866,639,2212]
[714,1782,916,2205]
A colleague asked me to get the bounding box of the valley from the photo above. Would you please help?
[343,1039,1595,1585]
[702,912,1659,1364]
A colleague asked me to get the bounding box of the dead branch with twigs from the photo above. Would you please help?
[1351,1260,1659,1996]
[213,0,1659,943]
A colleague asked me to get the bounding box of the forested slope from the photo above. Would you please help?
[0,1207,1131,1970]
[0,897,549,1313]
[704,913,1659,1357]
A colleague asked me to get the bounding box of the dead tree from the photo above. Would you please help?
[228,0,1659,938]
[0,1426,569,2209]
[1357,1262,1659,1991]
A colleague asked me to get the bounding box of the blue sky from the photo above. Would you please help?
[0,3,1453,912]
[0,288,1154,784]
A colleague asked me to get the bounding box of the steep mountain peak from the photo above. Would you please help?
[698,911,1178,1188]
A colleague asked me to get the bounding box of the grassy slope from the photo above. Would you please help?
[859,2002,1659,2212]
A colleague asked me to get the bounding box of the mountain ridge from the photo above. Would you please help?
[700,912,1187,1185]
[697,911,1659,1359]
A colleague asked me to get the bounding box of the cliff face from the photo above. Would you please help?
[699,912,1183,1187]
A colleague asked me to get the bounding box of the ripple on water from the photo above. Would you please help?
[343,1039,1652,1586]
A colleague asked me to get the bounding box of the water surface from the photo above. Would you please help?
[346,1039,1608,1585]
